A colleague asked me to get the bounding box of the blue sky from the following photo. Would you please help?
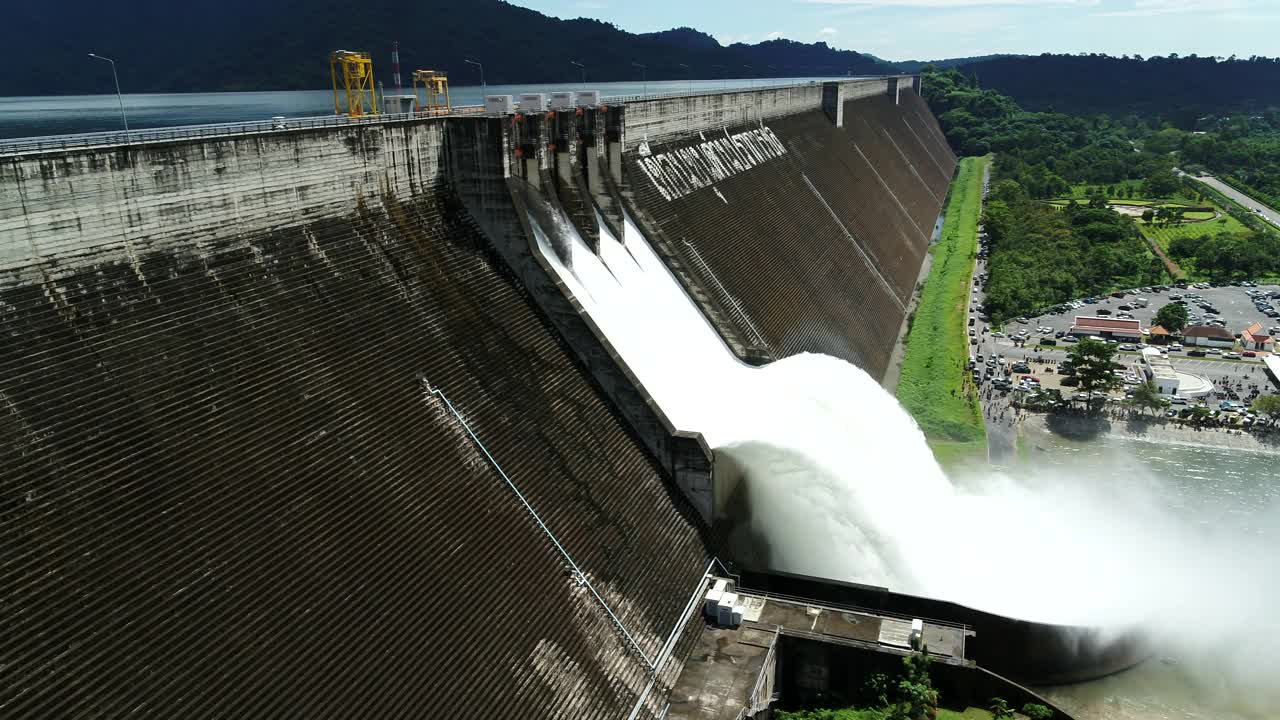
[514,0,1279,62]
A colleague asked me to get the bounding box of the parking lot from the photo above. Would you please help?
[1012,282,1280,352]
[966,282,1280,405]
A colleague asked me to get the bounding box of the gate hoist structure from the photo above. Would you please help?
[413,70,451,115]
[330,50,378,118]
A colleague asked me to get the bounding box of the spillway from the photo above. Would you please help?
[531,206,952,590]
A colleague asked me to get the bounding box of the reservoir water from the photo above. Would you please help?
[0,77,842,139]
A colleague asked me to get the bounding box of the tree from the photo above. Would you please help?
[888,649,939,720]
[1022,703,1055,720]
[1066,338,1122,412]
[1141,209,1155,223]
[1144,169,1181,198]
[1154,302,1189,333]
[989,698,1014,720]
[1188,405,1212,424]
[1128,380,1170,416]
[1252,394,1280,424]
[863,672,892,709]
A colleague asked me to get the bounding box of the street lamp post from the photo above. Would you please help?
[570,60,585,86]
[632,62,647,97]
[679,63,692,93]
[88,53,129,136]
[464,58,485,90]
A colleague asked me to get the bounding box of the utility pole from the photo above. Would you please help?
[88,53,129,136]
[632,62,647,96]
[464,58,485,90]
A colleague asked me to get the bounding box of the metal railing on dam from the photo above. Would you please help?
[0,106,483,156]
[0,76,913,157]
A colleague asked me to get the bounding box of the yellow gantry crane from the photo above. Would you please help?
[330,50,379,118]
[412,70,451,115]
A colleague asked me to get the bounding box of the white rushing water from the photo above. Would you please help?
[529,205,1280,712]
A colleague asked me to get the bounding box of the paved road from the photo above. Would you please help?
[1196,174,1280,230]
[966,165,1026,463]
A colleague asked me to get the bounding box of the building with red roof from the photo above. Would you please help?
[1068,316,1142,342]
[1241,322,1274,351]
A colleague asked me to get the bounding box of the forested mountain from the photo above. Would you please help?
[0,0,881,96]
[894,54,1022,73]
[956,54,1280,126]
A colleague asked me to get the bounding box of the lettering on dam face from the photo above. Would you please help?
[635,126,787,201]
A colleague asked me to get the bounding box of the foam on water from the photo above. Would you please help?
[529,205,1280,709]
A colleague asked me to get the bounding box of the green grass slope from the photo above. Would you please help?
[897,156,990,465]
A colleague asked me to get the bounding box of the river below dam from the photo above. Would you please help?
[1017,431,1280,720]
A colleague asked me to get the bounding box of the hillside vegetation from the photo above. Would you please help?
[922,69,1166,322]
[955,53,1280,125]
[897,156,989,465]
[0,0,881,95]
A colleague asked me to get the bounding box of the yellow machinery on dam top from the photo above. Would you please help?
[330,50,378,117]
[412,69,451,115]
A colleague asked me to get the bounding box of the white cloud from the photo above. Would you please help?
[766,31,785,40]
[818,26,839,35]
[1092,0,1246,16]
[716,33,754,45]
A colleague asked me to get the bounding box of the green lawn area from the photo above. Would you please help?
[897,155,989,467]
[939,710,996,720]
[1140,213,1248,252]
[1067,180,1149,199]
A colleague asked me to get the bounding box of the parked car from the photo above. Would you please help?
[1096,309,1112,315]
[1188,350,1207,357]
[1243,351,1258,358]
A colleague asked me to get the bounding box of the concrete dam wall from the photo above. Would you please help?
[0,76,955,717]
[622,82,956,376]
[0,121,710,719]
